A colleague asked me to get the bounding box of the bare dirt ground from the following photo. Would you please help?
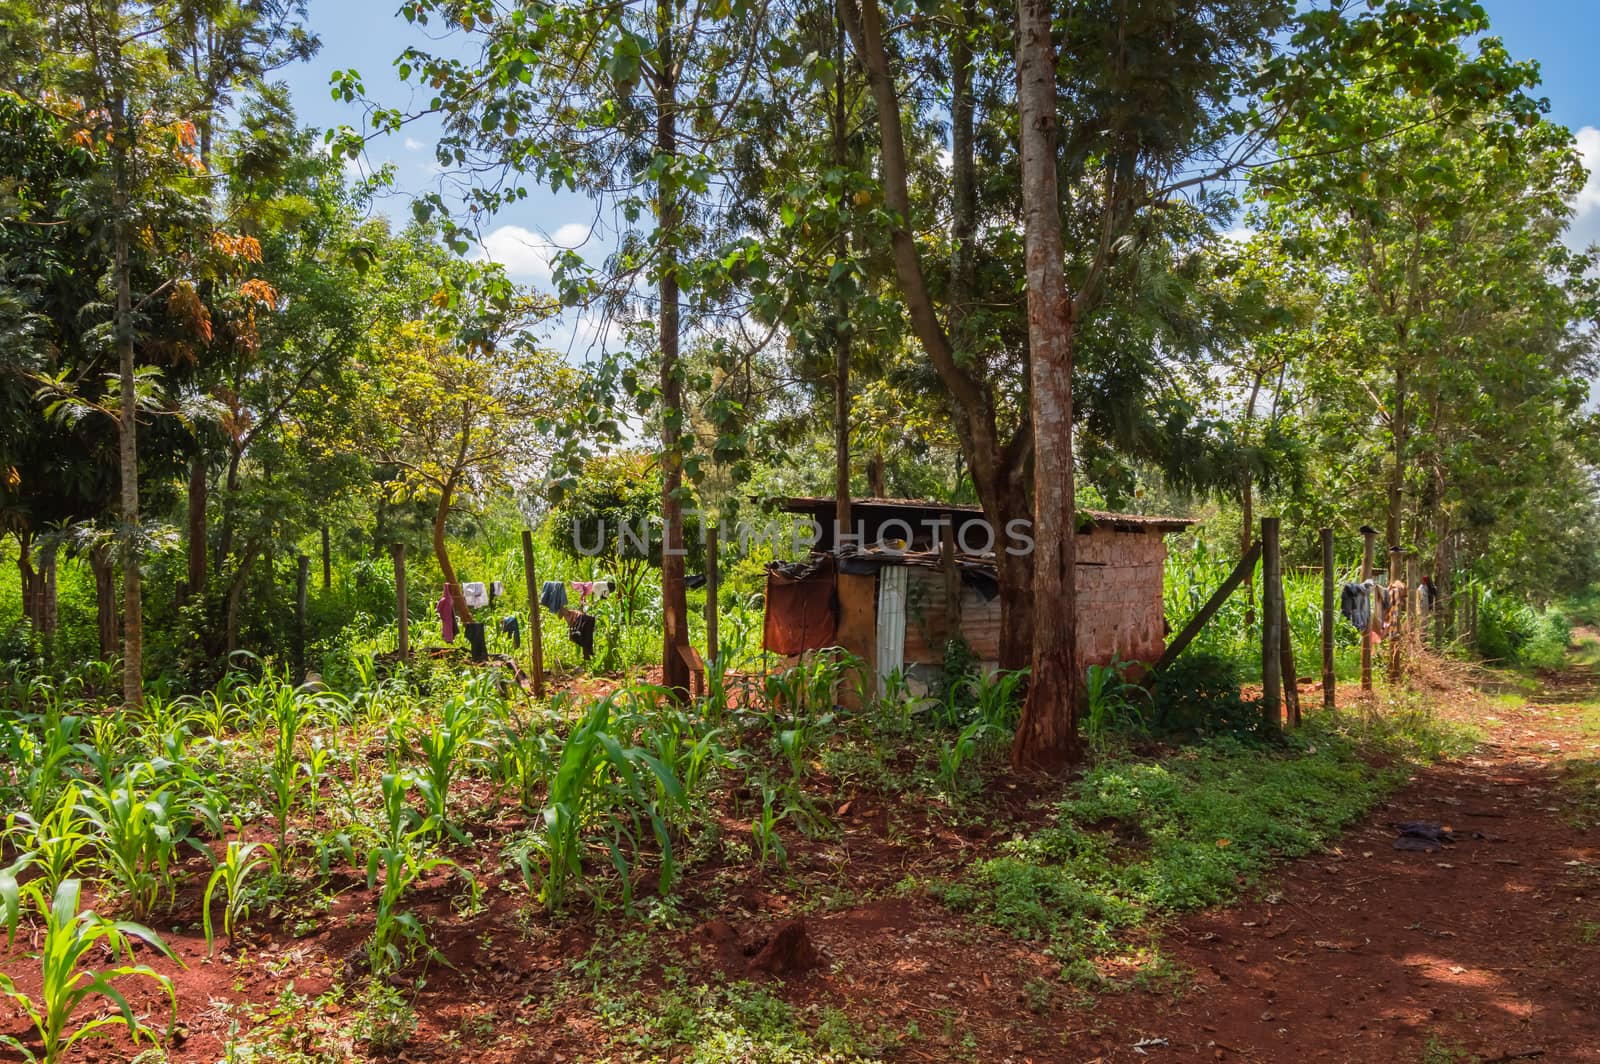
[1081,688,1600,1062]
[8,657,1600,1063]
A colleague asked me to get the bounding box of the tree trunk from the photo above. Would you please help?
[868,449,886,497]
[225,541,260,656]
[832,8,852,543]
[433,477,473,624]
[38,541,57,636]
[186,451,207,601]
[1010,0,1080,771]
[17,531,38,630]
[657,0,691,701]
[1386,361,1407,551]
[91,544,118,661]
[112,90,143,708]
[995,517,1034,672]
[840,0,1036,673]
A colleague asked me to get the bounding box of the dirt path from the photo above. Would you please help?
[1080,680,1600,1062]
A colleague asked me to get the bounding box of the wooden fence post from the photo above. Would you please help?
[1321,527,1336,710]
[295,554,309,682]
[1280,594,1300,727]
[1406,553,1419,640]
[1261,517,1283,731]
[321,526,331,590]
[521,530,545,699]
[392,542,409,660]
[1387,546,1405,679]
[1360,528,1377,692]
[705,523,721,668]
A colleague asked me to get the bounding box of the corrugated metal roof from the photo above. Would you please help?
[777,496,1199,534]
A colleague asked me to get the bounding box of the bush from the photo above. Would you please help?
[1476,594,1569,669]
[1149,652,1265,740]
[1522,608,1571,670]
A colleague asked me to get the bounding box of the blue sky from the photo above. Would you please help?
[282,0,1600,300]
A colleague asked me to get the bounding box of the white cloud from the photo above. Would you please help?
[1218,222,1257,245]
[403,136,426,152]
[1570,126,1600,251]
[475,223,592,283]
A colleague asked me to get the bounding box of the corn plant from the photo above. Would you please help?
[751,787,788,872]
[258,679,313,866]
[871,668,916,738]
[936,720,992,795]
[487,713,559,811]
[4,710,83,824]
[0,878,179,1064]
[636,708,728,815]
[79,770,181,918]
[409,691,487,838]
[8,786,92,896]
[1082,658,1151,755]
[526,696,682,913]
[959,667,1029,734]
[201,839,277,955]
[303,737,338,823]
[365,772,468,975]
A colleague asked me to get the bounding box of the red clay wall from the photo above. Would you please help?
[900,528,1170,668]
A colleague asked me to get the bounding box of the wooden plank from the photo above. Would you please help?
[1154,540,1261,671]
[520,530,545,699]
[940,521,958,643]
[1261,517,1283,731]
[1280,594,1300,727]
[705,524,720,667]
[1321,527,1336,711]
[834,571,879,708]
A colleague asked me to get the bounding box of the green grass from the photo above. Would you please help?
[930,712,1477,977]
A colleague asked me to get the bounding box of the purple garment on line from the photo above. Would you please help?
[436,590,456,642]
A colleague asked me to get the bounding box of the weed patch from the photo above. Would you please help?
[931,713,1475,971]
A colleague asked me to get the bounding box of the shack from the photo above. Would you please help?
[761,497,1197,697]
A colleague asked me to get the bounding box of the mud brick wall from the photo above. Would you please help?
[1068,528,1170,667]
[901,527,1171,668]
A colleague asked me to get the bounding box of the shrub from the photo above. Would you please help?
[1149,652,1264,740]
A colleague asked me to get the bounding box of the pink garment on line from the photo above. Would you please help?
[436,588,456,642]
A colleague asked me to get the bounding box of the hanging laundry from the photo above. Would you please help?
[1340,582,1370,632]
[570,579,616,609]
[436,588,456,643]
[539,580,568,615]
[490,580,504,604]
[1365,579,1392,637]
[499,614,521,650]
[568,612,596,660]
[463,581,489,608]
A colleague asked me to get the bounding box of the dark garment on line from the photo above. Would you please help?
[762,555,838,656]
[1340,582,1370,632]
[568,612,596,660]
[540,580,568,615]
[464,621,488,663]
[685,573,707,590]
[500,614,521,650]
